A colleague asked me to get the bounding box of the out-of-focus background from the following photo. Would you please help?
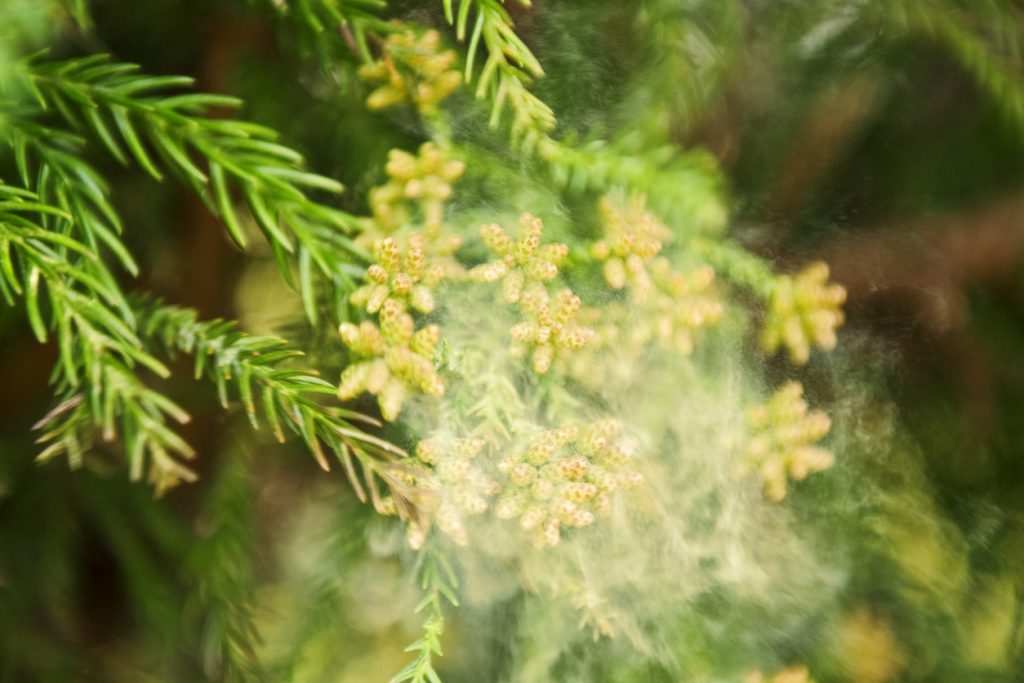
[2,1,1024,681]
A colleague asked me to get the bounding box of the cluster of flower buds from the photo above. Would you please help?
[469,214,567,295]
[742,382,834,501]
[583,260,723,361]
[351,237,441,316]
[743,666,815,683]
[367,143,466,236]
[634,260,724,355]
[585,195,722,357]
[337,301,444,421]
[340,145,468,422]
[385,436,500,549]
[761,262,847,364]
[469,214,595,373]
[340,233,454,420]
[590,194,672,291]
[493,419,644,548]
[358,27,461,113]
[509,287,596,374]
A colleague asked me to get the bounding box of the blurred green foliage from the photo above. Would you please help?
[2,1,1024,682]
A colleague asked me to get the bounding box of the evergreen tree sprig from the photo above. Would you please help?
[873,0,1024,128]
[540,138,728,233]
[6,118,139,277]
[137,301,413,506]
[443,0,555,145]
[436,2,727,230]
[185,446,265,683]
[629,0,743,139]
[0,183,196,491]
[254,0,392,64]
[686,235,778,301]
[391,546,459,683]
[20,54,369,323]
[57,0,93,31]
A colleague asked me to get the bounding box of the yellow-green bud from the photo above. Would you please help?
[742,381,834,501]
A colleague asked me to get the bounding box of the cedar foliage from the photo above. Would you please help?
[2,1,1024,682]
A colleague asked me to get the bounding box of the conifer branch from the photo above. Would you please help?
[76,476,186,645]
[443,0,555,145]
[5,118,139,277]
[629,0,743,137]
[539,138,728,233]
[0,183,195,492]
[20,55,369,324]
[253,0,392,64]
[686,236,777,301]
[391,547,459,683]
[137,301,413,505]
[438,2,727,230]
[872,0,1024,128]
[57,0,93,30]
[185,446,265,683]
